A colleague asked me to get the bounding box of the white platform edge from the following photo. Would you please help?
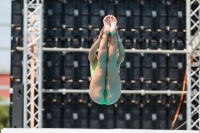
[1,129,200,133]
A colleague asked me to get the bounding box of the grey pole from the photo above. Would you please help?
[38,3,43,128]
[43,89,187,95]
[23,0,28,128]
[16,47,190,54]
[186,0,191,130]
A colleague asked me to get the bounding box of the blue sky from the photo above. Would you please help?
[0,0,11,74]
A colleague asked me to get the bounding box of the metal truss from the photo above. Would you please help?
[186,0,200,130]
[23,0,43,128]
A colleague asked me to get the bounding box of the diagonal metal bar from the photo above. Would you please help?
[190,0,196,5]
[28,6,41,18]
[191,80,199,89]
[191,93,199,101]
[191,20,200,31]
[28,36,41,47]
[190,5,200,16]
[191,118,199,128]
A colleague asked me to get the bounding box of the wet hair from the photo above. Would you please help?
[93,34,99,42]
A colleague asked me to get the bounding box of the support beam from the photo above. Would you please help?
[43,89,187,95]
[17,47,189,54]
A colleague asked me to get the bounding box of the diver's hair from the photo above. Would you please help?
[94,34,99,42]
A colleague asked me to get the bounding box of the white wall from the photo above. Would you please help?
[0,0,11,74]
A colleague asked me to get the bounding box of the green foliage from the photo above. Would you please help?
[0,97,9,133]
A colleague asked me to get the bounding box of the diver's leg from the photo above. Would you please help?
[89,15,110,104]
[106,15,121,104]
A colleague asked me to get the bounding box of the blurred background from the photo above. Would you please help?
[0,0,11,132]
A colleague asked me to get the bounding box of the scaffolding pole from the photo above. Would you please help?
[23,0,43,128]
[17,47,189,54]
[43,89,187,95]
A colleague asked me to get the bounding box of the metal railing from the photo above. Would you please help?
[16,46,189,54]
[43,89,186,95]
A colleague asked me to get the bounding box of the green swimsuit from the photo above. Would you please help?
[90,60,109,105]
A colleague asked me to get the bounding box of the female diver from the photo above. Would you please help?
[88,15,125,105]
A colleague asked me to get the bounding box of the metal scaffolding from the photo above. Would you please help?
[186,0,200,130]
[23,0,43,128]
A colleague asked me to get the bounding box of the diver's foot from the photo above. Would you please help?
[103,15,110,35]
[110,15,117,35]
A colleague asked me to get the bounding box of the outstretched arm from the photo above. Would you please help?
[116,31,125,69]
[88,28,104,62]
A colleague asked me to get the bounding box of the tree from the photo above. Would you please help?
[0,97,9,133]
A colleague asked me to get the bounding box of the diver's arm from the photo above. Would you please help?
[88,28,104,62]
[116,32,125,66]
